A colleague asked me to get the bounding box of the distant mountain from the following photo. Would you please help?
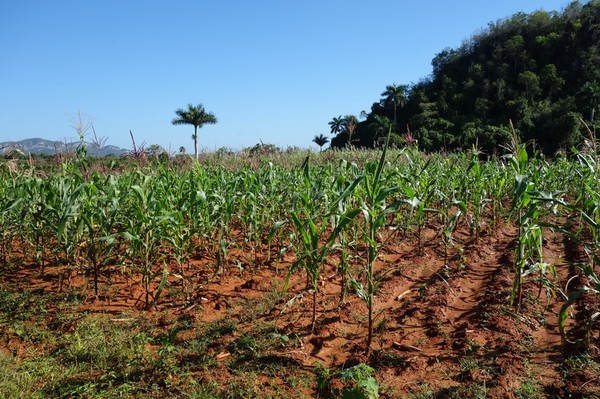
[0,138,128,157]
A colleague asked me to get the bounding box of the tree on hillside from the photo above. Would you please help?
[312,133,329,151]
[146,144,166,158]
[381,84,409,126]
[172,104,217,160]
[328,114,365,148]
[370,115,393,145]
[580,81,600,123]
[334,1,600,154]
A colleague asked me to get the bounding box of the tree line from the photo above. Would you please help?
[329,0,600,155]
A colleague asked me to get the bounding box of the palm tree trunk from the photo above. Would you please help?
[194,125,199,161]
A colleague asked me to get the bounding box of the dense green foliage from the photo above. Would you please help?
[332,1,600,155]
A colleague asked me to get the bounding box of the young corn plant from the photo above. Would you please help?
[464,151,491,240]
[508,145,536,310]
[554,184,600,351]
[79,173,122,297]
[507,145,556,310]
[22,177,61,271]
[331,161,361,303]
[45,175,86,275]
[122,174,173,310]
[558,260,600,351]
[353,133,402,354]
[400,157,438,254]
[440,199,467,267]
[286,157,362,331]
[0,176,23,263]
[208,180,237,274]
[165,181,207,302]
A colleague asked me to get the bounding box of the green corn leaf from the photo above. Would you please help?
[283,256,305,293]
[558,287,590,344]
[152,263,169,307]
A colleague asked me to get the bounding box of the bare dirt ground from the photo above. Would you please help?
[1,220,599,398]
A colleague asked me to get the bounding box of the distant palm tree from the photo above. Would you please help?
[328,115,345,136]
[381,84,408,126]
[312,134,329,151]
[172,104,217,160]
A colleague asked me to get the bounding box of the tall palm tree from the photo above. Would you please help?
[172,104,217,160]
[380,84,408,126]
[328,115,345,136]
[312,133,329,151]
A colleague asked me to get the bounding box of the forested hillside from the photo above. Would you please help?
[332,0,600,155]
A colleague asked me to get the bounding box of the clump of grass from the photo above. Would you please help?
[0,352,41,399]
[57,316,150,370]
[34,316,154,397]
[515,377,544,399]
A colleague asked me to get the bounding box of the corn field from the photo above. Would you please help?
[0,145,599,397]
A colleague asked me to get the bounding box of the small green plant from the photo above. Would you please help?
[315,362,379,399]
[339,363,379,399]
[408,383,436,399]
[558,262,600,349]
[515,377,544,399]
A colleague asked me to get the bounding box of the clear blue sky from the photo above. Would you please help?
[0,1,571,152]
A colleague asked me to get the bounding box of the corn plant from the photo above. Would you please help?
[286,157,362,331]
[440,199,467,266]
[558,261,600,350]
[331,160,362,303]
[399,157,438,254]
[0,174,22,263]
[553,181,600,351]
[464,151,491,240]
[21,177,55,270]
[122,173,172,309]
[79,173,122,297]
[206,171,238,274]
[572,147,600,261]
[511,174,536,308]
[353,134,402,354]
[44,175,86,272]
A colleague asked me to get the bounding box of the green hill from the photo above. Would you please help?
[333,0,600,155]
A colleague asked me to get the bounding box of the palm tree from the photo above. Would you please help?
[328,115,345,136]
[380,84,408,126]
[172,104,217,160]
[312,134,329,151]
